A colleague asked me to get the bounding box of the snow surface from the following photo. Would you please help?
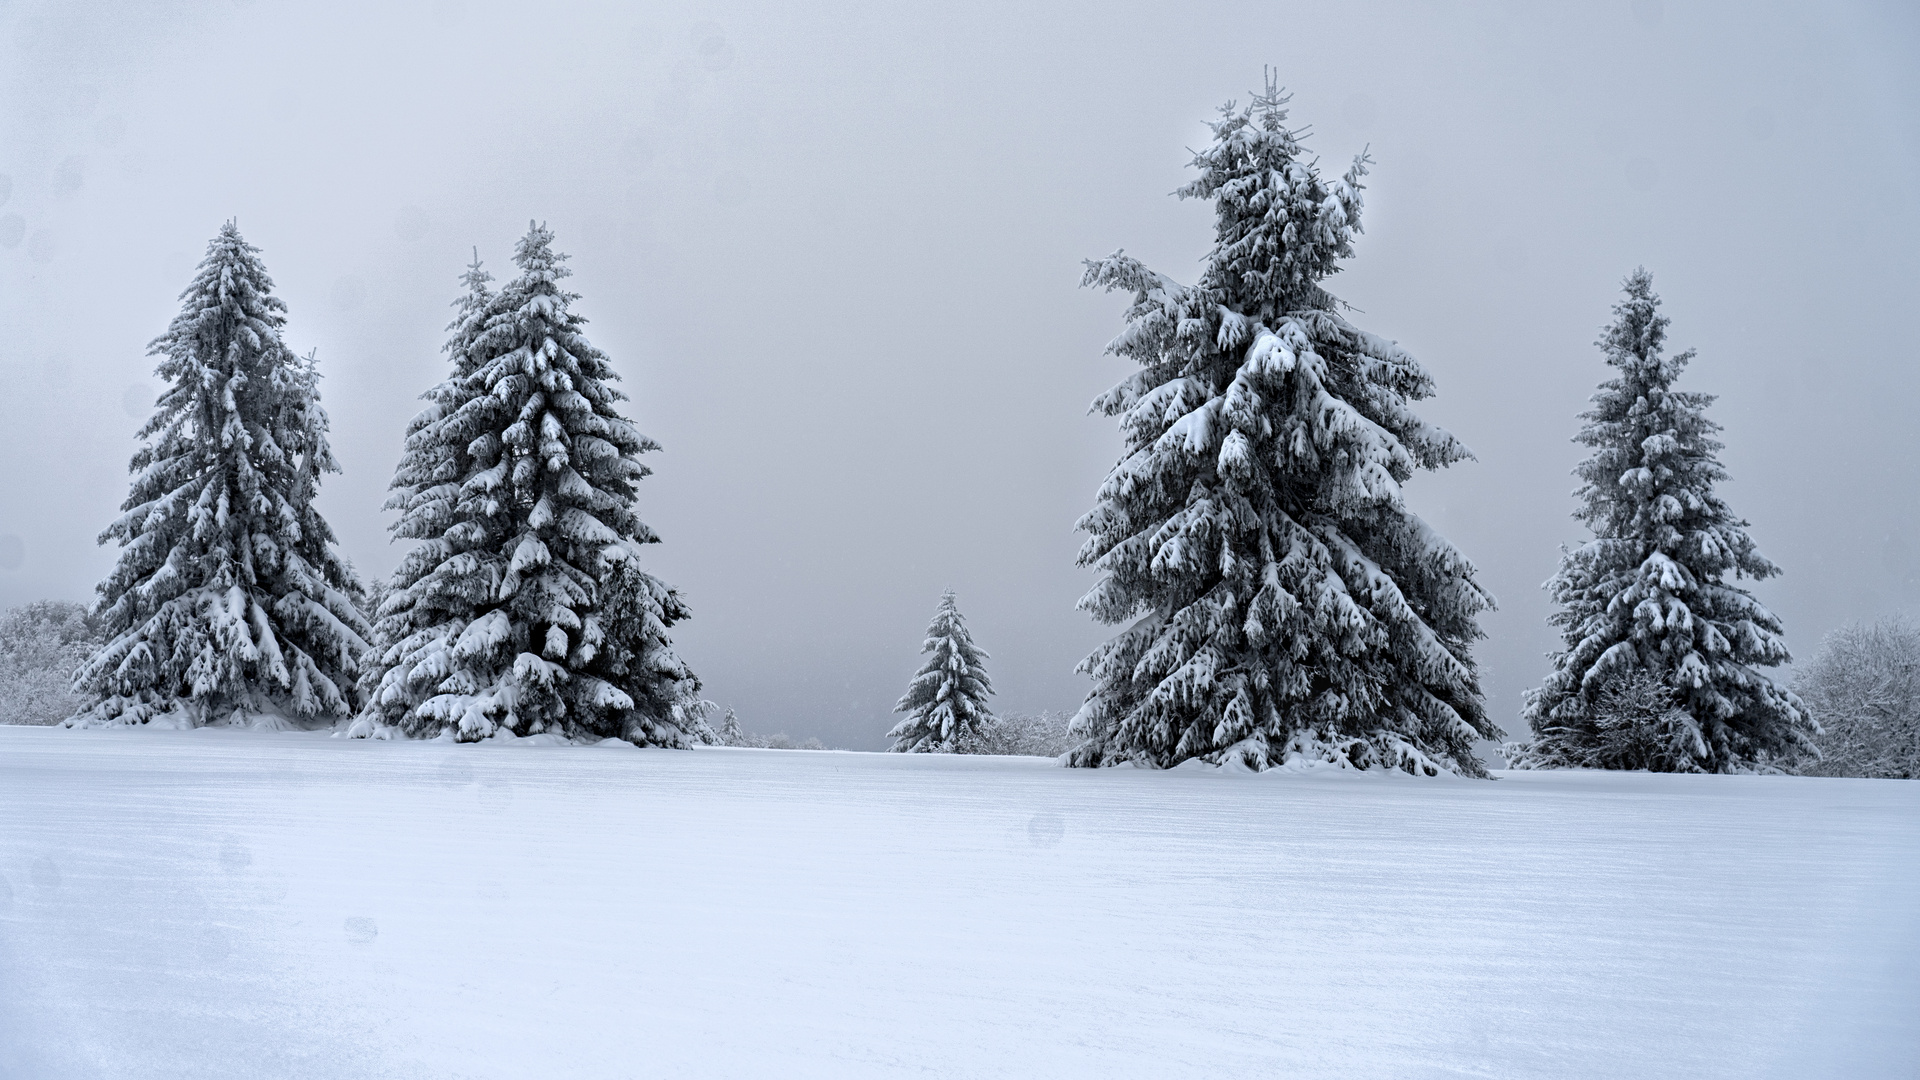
[1,724,1915,1079]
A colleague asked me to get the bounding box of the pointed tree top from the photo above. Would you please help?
[1176,74,1371,317]
[513,220,570,280]
[200,219,259,263]
[203,220,261,268]
[460,246,491,290]
[1248,68,1295,132]
[930,589,976,637]
[1603,266,1674,368]
[175,220,285,333]
[450,249,493,320]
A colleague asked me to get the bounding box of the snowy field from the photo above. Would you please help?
[1,726,1915,1080]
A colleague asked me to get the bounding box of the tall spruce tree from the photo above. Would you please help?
[359,223,703,744]
[888,590,995,753]
[1515,269,1812,772]
[70,222,370,728]
[1070,79,1494,775]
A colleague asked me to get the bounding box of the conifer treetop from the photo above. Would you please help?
[458,221,660,545]
[1570,268,1773,582]
[384,249,496,546]
[1181,76,1370,318]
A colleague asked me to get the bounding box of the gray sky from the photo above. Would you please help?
[2,0,1916,751]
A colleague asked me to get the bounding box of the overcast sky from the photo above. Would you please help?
[1,0,1915,750]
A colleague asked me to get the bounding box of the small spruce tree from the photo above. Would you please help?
[360,223,702,744]
[1070,78,1494,774]
[71,222,370,728]
[1514,269,1813,772]
[592,559,706,745]
[718,705,744,746]
[888,590,995,753]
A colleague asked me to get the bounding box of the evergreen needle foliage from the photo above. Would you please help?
[1514,269,1813,772]
[889,590,995,753]
[359,223,703,745]
[70,222,370,728]
[1070,77,1495,775]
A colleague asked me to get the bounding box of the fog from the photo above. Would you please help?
[2,0,1915,750]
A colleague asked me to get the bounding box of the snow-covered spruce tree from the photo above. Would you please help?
[1514,269,1813,772]
[358,252,496,726]
[70,222,370,728]
[888,590,995,753]
[594,559,708,746]
[717,705,743,746]
[359,222,703,744]
[1070,79,1495,775]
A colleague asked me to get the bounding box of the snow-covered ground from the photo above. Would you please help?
[1,725,1914,1080]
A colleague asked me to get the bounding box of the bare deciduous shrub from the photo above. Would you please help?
[1507,670,1709,772]
[1792,616,1920,779]
[0,601,103,725]
[957,711,1077,758]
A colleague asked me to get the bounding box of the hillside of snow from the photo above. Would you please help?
[1,724,1914,1079]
